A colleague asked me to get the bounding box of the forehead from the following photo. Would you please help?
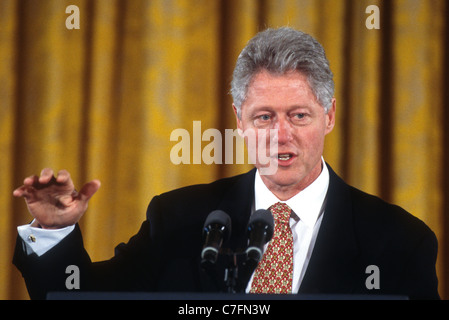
[245,70,317,104]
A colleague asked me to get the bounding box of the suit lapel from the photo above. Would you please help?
[298,164,360,294]
[216,168,256,252]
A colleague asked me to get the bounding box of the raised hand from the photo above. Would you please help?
[13,168,101,229]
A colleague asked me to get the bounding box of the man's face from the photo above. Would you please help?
[234,70,336,200]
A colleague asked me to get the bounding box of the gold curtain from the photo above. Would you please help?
[1,0,447,300]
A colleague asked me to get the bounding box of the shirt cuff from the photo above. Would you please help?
[17,221,75,257]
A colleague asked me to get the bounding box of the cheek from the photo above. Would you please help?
[251,129,275,152]
[295,128,326,156]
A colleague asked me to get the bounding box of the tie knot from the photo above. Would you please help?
[269,202,291,224]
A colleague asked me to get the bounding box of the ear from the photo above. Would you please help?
[232,104,244,135]
[324,98,336,135]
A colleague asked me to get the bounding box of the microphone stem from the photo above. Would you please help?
[224,253,238,294]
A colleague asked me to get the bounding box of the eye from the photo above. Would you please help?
[253,113,272,127]
[292,113,307,121]
[291,112,311,125]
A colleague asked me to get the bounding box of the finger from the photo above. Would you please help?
[39,168,54,184]
[14,174,38,198]
[23,175,39,187]
[56,169,71,184]
[77,180,101,203]
[13,185,27,197]
[12,185,34,200]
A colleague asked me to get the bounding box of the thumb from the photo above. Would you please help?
[78,179,101,203]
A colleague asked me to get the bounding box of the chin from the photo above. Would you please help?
[265,170,304,187]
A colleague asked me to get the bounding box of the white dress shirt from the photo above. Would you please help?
[17,223,74,256]
[247,158,329,293]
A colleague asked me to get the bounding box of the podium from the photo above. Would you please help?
[47,291,408,300]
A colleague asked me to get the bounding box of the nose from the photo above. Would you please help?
[273,117,293,145]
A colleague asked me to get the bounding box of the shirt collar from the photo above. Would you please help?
[254,157,329,228]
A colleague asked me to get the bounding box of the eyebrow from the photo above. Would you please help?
[250,104,313,112]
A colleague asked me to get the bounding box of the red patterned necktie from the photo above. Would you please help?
[250,202,294,294]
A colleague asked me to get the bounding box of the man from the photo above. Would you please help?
[13,27,439,299]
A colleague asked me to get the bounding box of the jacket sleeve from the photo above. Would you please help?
[13,218,156,299]
[13,224,91,300]
[399,229,440,300]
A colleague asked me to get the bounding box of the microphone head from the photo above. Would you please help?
[247,209,274,243]
[203,210,232,242]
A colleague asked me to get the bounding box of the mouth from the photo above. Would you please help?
[277,153,292,161]
[274,152,297,167]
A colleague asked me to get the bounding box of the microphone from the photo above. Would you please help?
[245,209,274,266]
[201,210,232,266]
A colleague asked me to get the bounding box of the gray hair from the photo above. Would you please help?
[231,27,334,118]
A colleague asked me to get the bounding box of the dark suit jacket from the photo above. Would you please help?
[13,165,439,299]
